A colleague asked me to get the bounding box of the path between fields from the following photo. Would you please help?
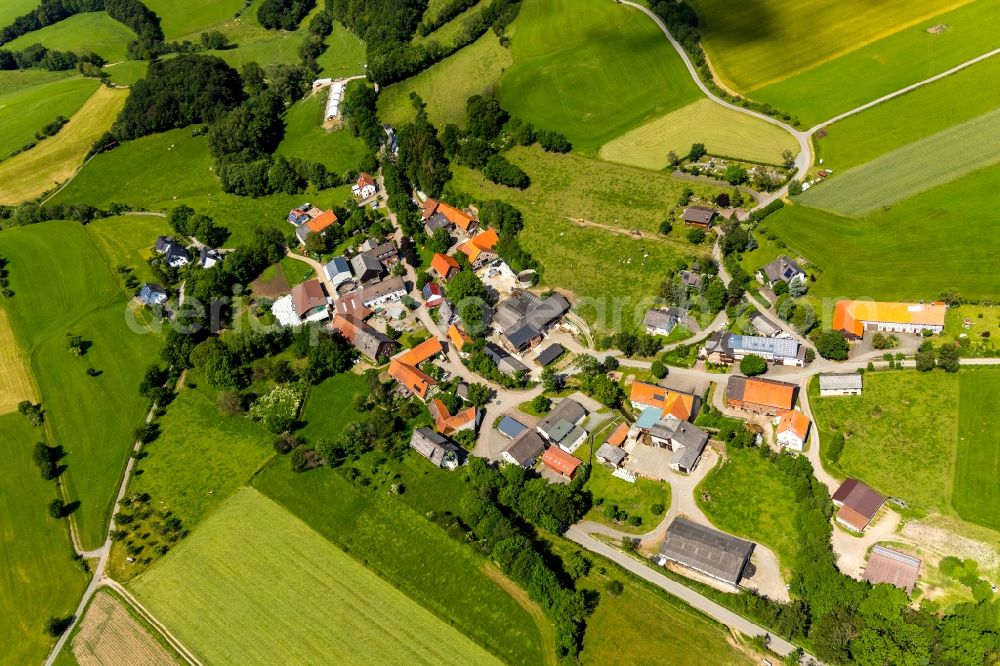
[480,564,558,666]
[101,579,203,666]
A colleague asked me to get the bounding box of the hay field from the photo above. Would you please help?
[599,99,797,169]
[797,107,1000,216]
[0,77,99,162]
[71,590,178,666]
[0,307,36,414]
[0,85,127,205]
[953,370,1000,532]
[143,0,243,40]
[413,0,488,48]
[4,12,136,62]
[690,0,972,93]
[131,487,504,666]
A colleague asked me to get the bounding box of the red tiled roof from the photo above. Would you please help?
[389,360,436,399]
[448,323,473,351]
[542,446,583,478]
[307,210,338,233]
[291,280,327,317]
[605,422,629,447]
[429,398,477,434]
[397,337,444,366]
[431,253,460,279]
[777,410,810,439]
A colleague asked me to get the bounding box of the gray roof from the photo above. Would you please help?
[645,309,679,332]
[670,436,707,471]
[495,291,569,335]
[504,322,540,350]
[138,283,167,305]
[535,344,564,366]
[659,518,754,586]
[296,225,312,243]
[410,428,459,467]
[819,373,863,391]
[497,415,528,439]
[362,241,397,261]
[749,312,781,337]
[497,356,529,375]
[494,291,542,330]
[424,213,452,232]
[484,342,507,364]
[762,255,804,284]
[351,253,383,281]
[502,429,546,466]
[360,276,405,305]
[323,256,351,278]
[649,418,708,452]
[682,206,716,225]
[727,333,801,360]
[538,398,587,437]
[595,443,627,466]
[679,270,702,287]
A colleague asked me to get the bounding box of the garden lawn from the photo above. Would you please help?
[0,85,128,205]
[764,165,1000,302]
[87,214,171,285]
[1,220,162,549]
[378,31,512,129]
[952,370,1000,531]
[143,0,243,40]
[4,12,136,62]
[450,146,724,333]
[797,107,1000,217]
[497,0,699,154]
[599,99,797,169]
[0,413,89,666]
[697,447,800,576]
[131,487,504,666]
[584,452,670,534]
[275,91,368,174]
[297,372,368,444]
[253,458,548,665]
[690,0,973,93]
[752,0,1000,126]
[0,77,99,163]
[814,54,1000,171]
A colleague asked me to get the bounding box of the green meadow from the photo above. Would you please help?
[0,69,72,95]
[144,0,243,40]
[953,370,1000,532]
[297,371,368,444]
[87,214,171,284]
[275,91,369,174]
[583,441,671,534]
[5,12,136,63]
[413,0,488,48]
[103,59,149,86]
[0,77,99,162]
[0,0,38,27]
[314,21,366,77]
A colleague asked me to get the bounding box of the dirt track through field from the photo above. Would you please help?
[0,307,36,413]
[72,591,177,666]
[480,564,558,666]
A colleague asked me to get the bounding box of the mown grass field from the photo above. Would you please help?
[599,98,797,169]
[752,0,1000,126]
[86,214,171,285]
[144,0,243,40]
[4,12,136,62]
[697,447,800,576]
[132,487,503,665]
[378,31,512,128]
[814,55,1000,170]
[0,85,127,205]
[297,371,367,444]
[0,77,99,163]
[275,90,368,174]
[0,69,72,95]
[798,107,1000,216]
[691,0,972,93]
[103,59,149,86]
[206,0,324,70]
[0,0,37,27]
[68,589,179,666]
[497,0,699,154]
[314,21,366,77]
[764,165,1000,302]
[253,457,549,665]
[0,413,89,666]
[0,307,36,414]
[450,145,725,332]
[953,370,1000,531]
[1,220,162,549]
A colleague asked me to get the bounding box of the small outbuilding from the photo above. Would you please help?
[541,446,583,479]
[596,443,627,468]
[497,415,528,440]
[682,206,716,229]
[819,373,863,397]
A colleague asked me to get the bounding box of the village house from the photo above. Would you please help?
[644,308,683,336]
[501,429,546,468]
[758,255,805,288]
[431,253,461,280]
[541,446,583,480]
[682,206,716,229]
[659,518,755,588]
[629,382,697,421]
[819,373,863,397]
[198,248,222,269]
[494,291,571,353]
[832,478,886,532]
[295,210,338,245]
[749,312,781,338]
[775,409,811,451]
[154,236,190,268]
[864,545,921,595]
[287,203,321,226]
[334,290,371,320]
[351,253,384,283]
[137,283,167,306]
[679,269,703,288]
[388,337,445,400]
[537,398,588,453]
[358,239,399,265]
[330,314,397,362]
[833,300,947,339]
[352,172,378,199]
[457,227,500,267]
[497,415,528,440]
[321,256,352,287]
[641,416,709,474]
[409,428,460,470]
[293,280,330,322]
[360,276,406,308]
[447,323,474,354]
[700,331,805,367]
[422,281,444,307]
[428,399,479,435]
[725,375,797,416]
[422,198,476,234]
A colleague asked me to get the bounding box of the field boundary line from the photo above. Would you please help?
[101,579,203,666]
[480,563,558,666]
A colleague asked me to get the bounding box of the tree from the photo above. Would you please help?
[788,180,803,196]
[427,227,451,254]
[45,615,74,637]
[688,143,706,161]
[48,498,66,519]
[815,330,850,361]
[704,278,726,313]
[650,360,667,379]
[667,150,680,166]
[915,348,936,372]
[483,154,530,189]
[541,366,563,392]
[871,332,898,350]
[445,270,488,335]
[658,219,673,235]
[804,347,816,363]
[772,280,789,296]
[18,400,43,426]
[723,164,747,185]
[466,383,490,408]
[739,354,768,376]
[65,333,85,355]
[465,94,507,140]
[686,228,706,244]
[787,276,807,297]
[937,343,960,373]
[531,394,551,414]
[782,149,795,169]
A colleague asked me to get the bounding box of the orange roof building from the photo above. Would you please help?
[776,410,811,451]
[423,198,476,231]
[541,446,583,478]
[629,382,696,421]
[448,323,473,352]
[429,399,478,435]
[307,210,338,234]
[389,360,437,400]
[458,227,500,264]
[397,337,444,366]
[833,300,947,339]
[431,253,461,280]
[604,422,629,448]
[726,376,797,416]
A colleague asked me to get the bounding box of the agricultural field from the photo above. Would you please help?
[86,215,171,285]
[0,77,99,163]
[450,145,725,333]
[952,370,1000,532]
[205,1,325,70]
[144,0,243,40]
[274,91,369,175]
[313,21,366,77]
[0,69,73,95]
[102,60,149,86]
[599,99,797,170]
[497,0,699,154]
[0,413,89,666]
[4,12,136,62]
[378,31,512,128]
[0,307,36,414]
[253,458,549,665]
[68,589,179,666]
[296,371,368,445]
[797,107,1000,216]
[0,85,128,205]
[2,220,163,549]
[763,165,1000,302]
[131,487,504,665]
[814,55,1000,170]
[752,0,1000,126]
[697,447,800,576]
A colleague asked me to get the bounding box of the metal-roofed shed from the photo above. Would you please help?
[659,518,754,586]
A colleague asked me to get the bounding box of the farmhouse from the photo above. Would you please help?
[819,373,863,396]
[497,415,528,440]
[541,446,583,479]
[409,427,460,470]
[629,382,697,421]
[422,281,444,307]
[758,255,805,287]
[154,236,190,268]
[330,314,397,362]
[775,409,810,451]
[501,429,546,468]
[422,198,476,233]
[137,283,167,306]
[644,308,682,336]
[595,443,627,468]
[833,300,947,339]
[749,312,781,338]
[429,399,479,435]
[643,416,709,474]
[358,240,398,264]
[295,210,338,245]
[679,270,703,288]
[537,398,588,453]
[292,280,329,323]
[832,478,885,532]
[334,290,370,320]
[725,376,797,415]
[659,518,754,587]
[352,172,377,199]
[388,360,436,399]
[534,343,564,367]
[682,206,716,229]
[431,253,461,280]
[701,332,805,366]
[494,291,570,353]
[287,204,322,226]
[457,228,500,266]
[351,253,384,283]
[864,545,921,595]
[360,277,406,308]
[321,257,352,287]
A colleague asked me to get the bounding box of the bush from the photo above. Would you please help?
[815,330,849,361]
[627,515,642,527]
[651,360,667,379]
[605,580,624,596]
[658,220,673,235]
[531,394,551,413]
[248,385,301,432]
[483,154,530,189]
[827,432,845,463]
[739,354,767,376]
[650,502,665,515]
[686,228,707,244]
